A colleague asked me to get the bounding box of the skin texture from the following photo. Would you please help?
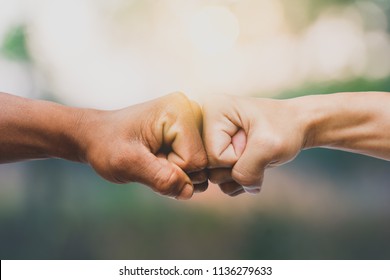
[203,92,390,196]
[2,91,390,199]
[0,92,208,200]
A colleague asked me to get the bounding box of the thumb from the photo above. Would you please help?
[231,129,247,158]
[231,133,269,189]
[135,146,194,200]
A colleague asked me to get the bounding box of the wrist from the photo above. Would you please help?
[64,106,104,163]
[286,94,328,150]
[279,97,317,151]
[30,99,99,163]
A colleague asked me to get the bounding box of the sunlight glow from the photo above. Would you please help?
[188,6,239,55]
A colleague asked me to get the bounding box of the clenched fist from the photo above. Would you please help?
[203,92,390,197]
[202,95,306,196]
[0,92,208,200]
[81,93,208,199]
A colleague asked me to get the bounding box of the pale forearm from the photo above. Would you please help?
[202,92,390,194]
[0,93,87,163]
[294,92,390,160]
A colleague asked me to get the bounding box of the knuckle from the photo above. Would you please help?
[155,169,181,196]
[161,108,178,123]
[180,158,192,171]
[195,153,208,170]
[209,175,220,184]
[159,92,189,121]
[232,168,260,186]
[189,171,208,184]
[206,149,221,168]
[209,169,231,184]
[168,91,189,105]
[181,149,208,172]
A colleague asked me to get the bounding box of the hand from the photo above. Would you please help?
[202,95,306,196]
[78,92,208,200]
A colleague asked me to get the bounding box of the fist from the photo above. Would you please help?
[80,92,208,200]
[202,95,306,196]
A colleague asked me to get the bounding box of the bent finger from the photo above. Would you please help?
[131,146,194,200]
[218,181,244,197]
[188,170,208,185]
[208,168,233,184]
[193,181,209,193]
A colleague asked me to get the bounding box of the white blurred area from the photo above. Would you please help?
[0,0,389,109]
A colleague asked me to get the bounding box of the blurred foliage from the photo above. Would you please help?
[1,154,390,260]
[282,0,390,32]
[282,0,353,32]
[278,77,390,99]
[1,25,30,62]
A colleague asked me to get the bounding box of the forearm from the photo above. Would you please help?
[0,92,88,163]
[293,91,390,160]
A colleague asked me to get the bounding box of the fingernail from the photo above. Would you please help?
[243,186,261,195]
[177,184,193,200]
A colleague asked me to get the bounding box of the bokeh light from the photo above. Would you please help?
[188,6,239,55]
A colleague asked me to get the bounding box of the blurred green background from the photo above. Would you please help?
[0,0,390,259]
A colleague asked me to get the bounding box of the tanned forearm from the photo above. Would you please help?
[0,92,208,199]
[0,92,87,163]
